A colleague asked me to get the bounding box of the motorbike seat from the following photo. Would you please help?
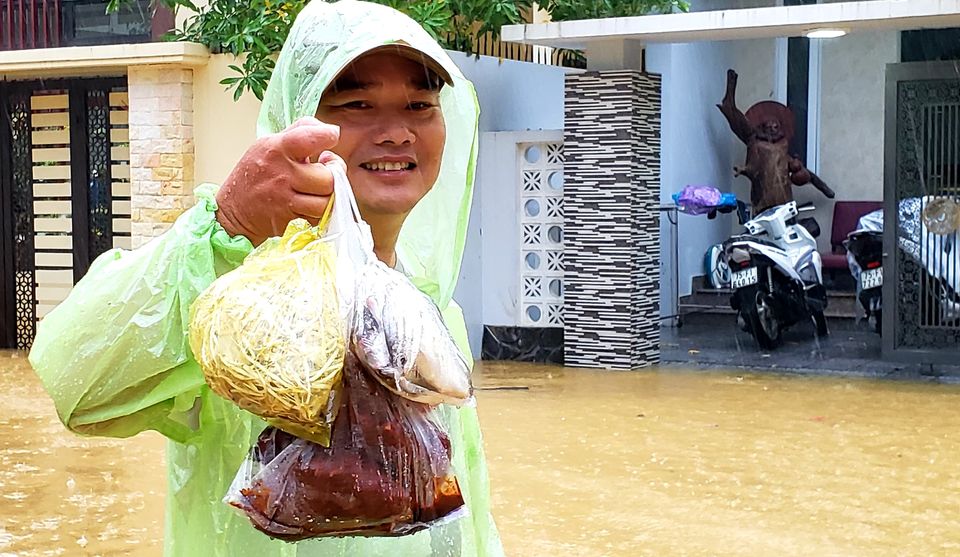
[798,217,821,239]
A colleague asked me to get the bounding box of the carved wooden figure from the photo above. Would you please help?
[717,69,835,214]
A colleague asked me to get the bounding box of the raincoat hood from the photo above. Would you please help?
[258,0,480,310]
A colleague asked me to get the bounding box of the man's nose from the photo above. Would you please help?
[374,118,416,145]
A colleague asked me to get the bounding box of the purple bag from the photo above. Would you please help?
[673,185,722,215]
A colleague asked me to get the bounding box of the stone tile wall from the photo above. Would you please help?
[127,66,195,247]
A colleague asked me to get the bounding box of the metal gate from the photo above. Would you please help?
[0,77,131,350]
[883,62,960,364]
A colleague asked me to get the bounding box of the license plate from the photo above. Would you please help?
[731,267,759,289]
[861,267,883,290]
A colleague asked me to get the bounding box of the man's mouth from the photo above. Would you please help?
[361,161,416,172]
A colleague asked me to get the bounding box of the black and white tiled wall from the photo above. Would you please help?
[562,70,662,370]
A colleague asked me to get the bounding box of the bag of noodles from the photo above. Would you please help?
[189,165,371,445]
[190,160,474,446]
[225,352,466,540]
[189,212,346,445]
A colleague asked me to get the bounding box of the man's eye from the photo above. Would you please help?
[409,102,436,111]
[338,101,369,109]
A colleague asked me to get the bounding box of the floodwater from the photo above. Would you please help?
[0,351,165,556]
[2,352,960,556]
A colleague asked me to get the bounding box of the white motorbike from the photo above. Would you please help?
[847,198,960,333]
[896,197,960,324]
[723,201,829,349]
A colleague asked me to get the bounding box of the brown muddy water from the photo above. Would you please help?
[2,351,959,556]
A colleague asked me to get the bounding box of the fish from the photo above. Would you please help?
[352,262,473,406]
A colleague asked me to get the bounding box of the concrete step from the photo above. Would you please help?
[679,284,860,319]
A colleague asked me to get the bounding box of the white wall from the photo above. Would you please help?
[648,37,777,314]
[446,51,567,133]
[808,30,898,249]
[473,133,519,335]
[448,52,567,356]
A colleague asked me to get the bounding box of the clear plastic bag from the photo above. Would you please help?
[189,166,372,446]
[189,216,345,445]
[194,165,473,539]
[353,261,473,406]
[922,196,960,236]
[225,353,466,541]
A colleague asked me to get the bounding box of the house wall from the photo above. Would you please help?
[192,55,261,187]
[809,30,899,249]
[127,66,196,248]
[647,37,777,311]
[447,52,567,356]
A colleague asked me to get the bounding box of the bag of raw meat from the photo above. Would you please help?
[225,353,466,540]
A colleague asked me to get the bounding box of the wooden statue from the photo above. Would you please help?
[717,69,835,214]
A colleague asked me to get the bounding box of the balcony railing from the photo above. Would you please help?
[0,0,171,51]
[474,31,586,69]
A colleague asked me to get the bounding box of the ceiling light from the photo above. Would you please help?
[803,28,848,39]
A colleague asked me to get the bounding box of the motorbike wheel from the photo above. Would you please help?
[740,286,782,350]
[813,311,829,338]
[874,308,882,335]
[706,245,731,289]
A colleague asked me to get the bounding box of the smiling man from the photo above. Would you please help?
[314,48,450,266]
[29,2,503,556]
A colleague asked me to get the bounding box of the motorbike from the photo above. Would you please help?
[844,197,960,335]
[723,201,828,350]
[896,197,959,325]
[844,210,884,333]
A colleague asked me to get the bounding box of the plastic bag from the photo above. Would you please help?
[353,260,473,406]
[922,197,960,235]
[673,185,723,215]
[189,163,381,446]
[189,215,345,445]
[323,164,473,407]
[226,353,466,540]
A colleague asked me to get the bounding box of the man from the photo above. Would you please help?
[29,1,503,555]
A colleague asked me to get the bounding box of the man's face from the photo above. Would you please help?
[316,51,446,219]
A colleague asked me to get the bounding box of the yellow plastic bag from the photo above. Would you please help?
[190,211,344,446]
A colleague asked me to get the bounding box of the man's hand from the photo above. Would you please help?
[215,117,345,246]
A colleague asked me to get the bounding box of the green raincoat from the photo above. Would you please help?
[29,1,503,555]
